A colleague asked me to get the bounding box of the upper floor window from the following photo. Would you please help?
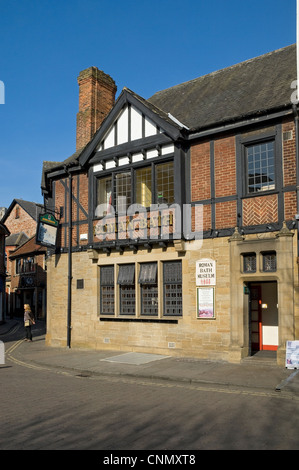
[96,161,174,217]
[16,256,35,274]
[136,167,152,208]
[246,141,275,194]
[156,162,174,204]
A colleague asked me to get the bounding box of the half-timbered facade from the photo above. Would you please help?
[42,44,299,365]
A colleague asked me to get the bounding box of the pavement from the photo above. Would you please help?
[1,318,299,397]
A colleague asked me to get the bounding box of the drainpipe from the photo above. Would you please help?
[65,168,72,348]
[295,0,299,257]
[293,104,299,258]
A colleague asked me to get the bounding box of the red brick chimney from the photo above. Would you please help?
[76,66,117,151]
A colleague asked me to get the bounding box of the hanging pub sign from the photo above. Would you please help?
[36,213,59,248]
[196,258,216,286]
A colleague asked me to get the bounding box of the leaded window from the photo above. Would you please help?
[262,252,276,272]
[115,172,131,213]
[100,265,115,315]
[95,160,175,218]
[118,264,135,315]
[163,261,182,316]
[139,263,158,316]
[156,162,174,204]
[97,176,112,212]
[243,253,256,273]
[246,141,275,193]
[136,167,152,208]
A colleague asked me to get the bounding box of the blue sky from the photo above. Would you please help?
[0,0,296,209]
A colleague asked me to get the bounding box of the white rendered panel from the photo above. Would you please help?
[117,107,129,145]
[130,106,142,141]
[119,156,130,166]
[132,153,143,163]
[93,163,104,172]
[104,126,115,149]
[161,144,174,155]
[146,149,159,159]
[145,116,157,137]
[106,160,116,169]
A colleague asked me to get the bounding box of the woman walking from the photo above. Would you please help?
[24,304,35,342]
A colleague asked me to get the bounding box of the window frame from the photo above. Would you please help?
[262,251,277,272]
[245,139,275,195]
[138,262,158,316]
[117,264,136,316]
[100,265,115,315]
[98,259,183,319]
[163,260,183,317]
[243,253,257,273]
[240,130,280,199]
[95,159,175,218]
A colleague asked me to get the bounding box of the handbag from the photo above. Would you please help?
[24,320,30,327]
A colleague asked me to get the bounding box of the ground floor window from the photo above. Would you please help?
[139,263,158,315]
[118,264,136,315]
[100,265,115,315]
[163,261,182,316]
[99,259,182,318]
[262,251,276,272]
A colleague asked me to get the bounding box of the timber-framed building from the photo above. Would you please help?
[42,44,299,365]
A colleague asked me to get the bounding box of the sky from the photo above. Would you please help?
[0,0,296,210]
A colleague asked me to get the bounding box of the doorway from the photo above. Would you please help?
[14,289,35,317]
[248,281,278,354]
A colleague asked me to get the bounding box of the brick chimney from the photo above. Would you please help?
[76,66,117,151]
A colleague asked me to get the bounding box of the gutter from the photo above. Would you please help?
[187,107,293,141]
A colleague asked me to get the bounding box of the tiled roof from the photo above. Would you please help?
[148,44,296,131]
[9,235,46,259]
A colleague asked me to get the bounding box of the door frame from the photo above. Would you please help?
[248,281,278,354]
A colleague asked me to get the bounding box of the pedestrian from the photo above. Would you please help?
[24,304,35,342]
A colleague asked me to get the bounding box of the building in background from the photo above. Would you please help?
[41,45,298,365]
[9,236,47,319]
[2,199,43,317]
[0,221,10,323]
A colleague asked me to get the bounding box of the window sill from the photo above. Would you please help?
[241,190,279,199]
[99,316,179,324]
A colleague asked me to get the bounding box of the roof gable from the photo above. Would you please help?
[2,199,43,224]
[78,88,185,167]
[9,235,46,259]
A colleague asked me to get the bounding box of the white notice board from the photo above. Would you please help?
[286,341,299,369]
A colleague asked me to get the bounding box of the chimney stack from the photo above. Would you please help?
[76,66,117,151]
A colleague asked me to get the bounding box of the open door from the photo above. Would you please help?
[249,282,278,353]
[249,285,262,352]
